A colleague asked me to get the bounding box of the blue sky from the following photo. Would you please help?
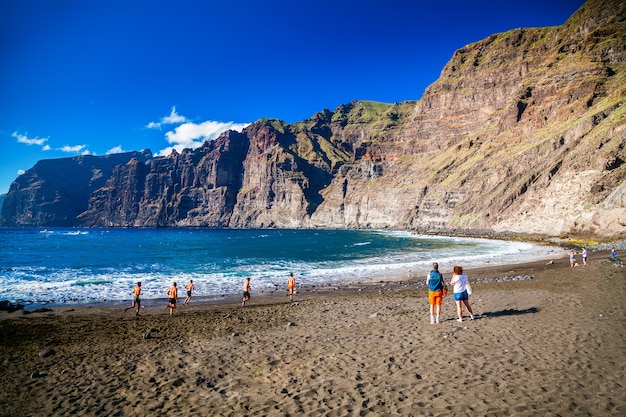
[0,0,585,194]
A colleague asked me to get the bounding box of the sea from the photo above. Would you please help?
[0,228,565,308]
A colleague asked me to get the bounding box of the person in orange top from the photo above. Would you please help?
[167,282,178,315]
[124,281,142,316]
[242,277,251,307]
[287,272,296,302]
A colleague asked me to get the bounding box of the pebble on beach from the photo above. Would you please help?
[38,348,55,358]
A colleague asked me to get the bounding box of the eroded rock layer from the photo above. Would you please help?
[2,0,625,239]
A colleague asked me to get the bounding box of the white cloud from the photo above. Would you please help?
[156,120,250,156]
[106,145,125,154]
[162,107,187,124]
[12,131,49,148]
[146,106,188,129]
[17,169,25,176]
[42,145,51,151]
[59,144,87,153]
[156,145,179,156]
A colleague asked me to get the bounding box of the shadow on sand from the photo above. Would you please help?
[482,307,538,317]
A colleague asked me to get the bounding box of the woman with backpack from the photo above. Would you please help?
[426,262,446,324]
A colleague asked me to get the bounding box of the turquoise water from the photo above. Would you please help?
[0,228,560,306]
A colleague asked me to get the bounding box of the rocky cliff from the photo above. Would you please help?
[311,0,626,239]
[1,151,152,226]
[2,0,625,240]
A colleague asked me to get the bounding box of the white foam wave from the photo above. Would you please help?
[0,231,566,306]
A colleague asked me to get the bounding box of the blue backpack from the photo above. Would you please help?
[428,270,443,291]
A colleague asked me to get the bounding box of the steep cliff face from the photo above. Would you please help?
[78,132,249,227]
[1,151,152,226]
[76,120,342,228]
[2,0,625,239]
[228,120,341,228]
[310,0,626,239]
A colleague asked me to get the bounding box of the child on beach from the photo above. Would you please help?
[183,279,195,305]
[124,282,142,315]
[287,273,296,302]
[242,277,251,307]
[611,248,618,260]
[450,266,475,322]
[167,282,178,315]
[570,250,577,267]
[582,248,588,266]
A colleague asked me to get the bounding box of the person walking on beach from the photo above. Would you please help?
[450,266,475,323]
[242,277,251,307]
[183,279,195,305]
[167,282,178,315]
[582,248,588,266]
[287,273,296,302]
[427,262,445,324]
[124,281,142,315]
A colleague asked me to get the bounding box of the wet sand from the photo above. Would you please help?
[1,252,625,416]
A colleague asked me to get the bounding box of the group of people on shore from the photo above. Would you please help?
[123,273,297,314]
[569,248,589,267]
[427,263,475,324]
[124,248,620,318]
[569,247,618,267]
[127,227,623,322]
[123,279,196,316]
[242,272,296,307]
[427,248,621,323]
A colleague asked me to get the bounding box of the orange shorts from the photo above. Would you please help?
[429,290,443,306]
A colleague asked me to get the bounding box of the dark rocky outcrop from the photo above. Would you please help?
[0,300,24,313]
[1,151,152,226]
[1,0,625,240]
[77,132,249,227]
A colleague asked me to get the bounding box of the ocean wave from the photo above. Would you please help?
[0,228,566,306]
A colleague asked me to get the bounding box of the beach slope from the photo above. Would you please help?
[1,256,625,416]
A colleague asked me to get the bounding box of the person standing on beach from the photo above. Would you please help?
[450,266,474,323]
[569,250,577,267]
[124,281,142,315]
[242,277,251,307]
[183,279,195,305]
[611,248,618,260]
[167,282,178,315]
[287,273,296,302]
[582,248,588,266]
[427,262,445,324]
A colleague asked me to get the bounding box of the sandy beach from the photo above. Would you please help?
[1,250,625,416]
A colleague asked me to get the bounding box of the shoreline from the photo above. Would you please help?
[3,250,571,313]
[2,245,613,317]
[2,245,615,313]
[1,250,625,415]
[2,226,596,310]
[3,229,622,309]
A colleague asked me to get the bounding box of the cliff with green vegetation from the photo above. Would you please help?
[2,0,625,240]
